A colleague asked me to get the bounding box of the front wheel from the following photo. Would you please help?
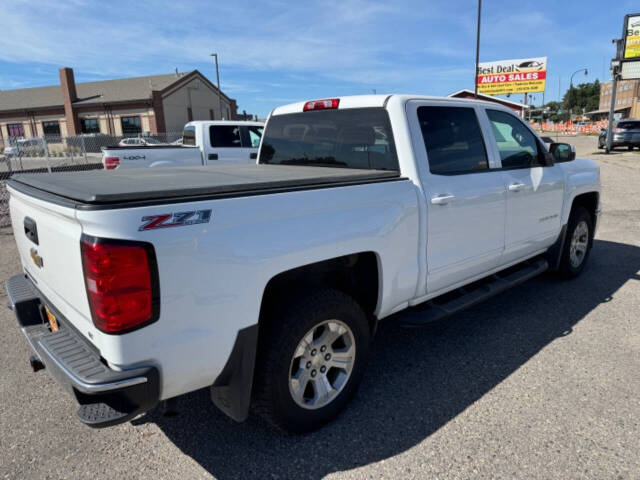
[558,206,593,278]
[253,289,370,433]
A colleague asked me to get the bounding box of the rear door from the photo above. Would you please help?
[482,108,564,264]
[206,124,245,164]
[408,101,506,294]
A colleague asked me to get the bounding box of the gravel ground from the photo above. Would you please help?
[1,135,639,479]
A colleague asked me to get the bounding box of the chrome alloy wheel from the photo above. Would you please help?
[569,220,589,268]
[288,319,356,410]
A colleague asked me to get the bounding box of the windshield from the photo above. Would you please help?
[617,122,640,130]
[144,138,162,145]
[259,107,399,170]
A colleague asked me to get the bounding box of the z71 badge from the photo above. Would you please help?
[139,209,212,231]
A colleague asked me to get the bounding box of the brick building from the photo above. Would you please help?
[0,68,238,143]
[588,79,640,121]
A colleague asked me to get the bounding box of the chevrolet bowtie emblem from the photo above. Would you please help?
[30,248,43,268]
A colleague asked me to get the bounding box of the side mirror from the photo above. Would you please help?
[549,142,575,162]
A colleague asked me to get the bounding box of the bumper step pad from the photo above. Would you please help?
[77,402,137,427]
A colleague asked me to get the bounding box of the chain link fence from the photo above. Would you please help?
[0,132,184,228]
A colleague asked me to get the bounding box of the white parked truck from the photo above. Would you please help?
[6,95,600,433]
[101,120,264,170]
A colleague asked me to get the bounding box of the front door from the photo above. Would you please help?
[410,102,507,294]
[483,109,564,264]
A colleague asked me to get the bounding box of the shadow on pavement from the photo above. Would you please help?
[140,239,640,479]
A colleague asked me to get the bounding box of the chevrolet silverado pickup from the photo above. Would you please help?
[101,120,263,170]
[6,95,600,433]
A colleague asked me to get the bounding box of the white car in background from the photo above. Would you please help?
[117,137,166,147]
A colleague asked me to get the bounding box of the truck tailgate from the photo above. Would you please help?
[9,187,91,329]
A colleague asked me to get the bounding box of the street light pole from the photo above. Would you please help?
[474,0,482,98]
[568,68,588,122]
[210,53,222,119]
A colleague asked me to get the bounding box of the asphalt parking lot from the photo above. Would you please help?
[1,135,639,479]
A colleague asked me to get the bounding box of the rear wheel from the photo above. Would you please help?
[253,289,370,433]
[558,206,593,278]
[629,145,634,151]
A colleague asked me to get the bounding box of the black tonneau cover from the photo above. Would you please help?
[8,164,401,207]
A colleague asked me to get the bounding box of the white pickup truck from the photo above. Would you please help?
[101,120,263,170]
[6,95,600,433]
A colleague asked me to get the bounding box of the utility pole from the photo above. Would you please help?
[556,76,561,141]
[474,0,482,98]
[210,53,222,119]
[606,39,623,153]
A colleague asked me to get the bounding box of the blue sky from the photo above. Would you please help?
[0,0,637,117]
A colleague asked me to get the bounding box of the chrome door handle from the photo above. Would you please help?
[431,194,455,205]
[508,182,525,192]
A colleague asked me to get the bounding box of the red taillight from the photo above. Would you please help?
[104,157,120,170]
[81,236,159,334]
[303,98,340,111]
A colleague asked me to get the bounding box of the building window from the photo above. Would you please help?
[7,123,25,138]
[121,116,141,135]
[42,121,61,136]
[81,118,100,134]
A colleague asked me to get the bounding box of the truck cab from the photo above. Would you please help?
[101,120,264,169]
[182,120,264,165]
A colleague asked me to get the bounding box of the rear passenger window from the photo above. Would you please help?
[182,126,196,146]
[486,109,541,168]
[417,106,489,175]
[210,125,241,148]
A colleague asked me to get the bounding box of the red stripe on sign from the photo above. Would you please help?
[477,71,546,84]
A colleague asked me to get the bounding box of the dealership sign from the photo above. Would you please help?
[624,14,640,59]
[476,57,547,95]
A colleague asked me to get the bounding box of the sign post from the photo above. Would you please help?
[606,14,640,153]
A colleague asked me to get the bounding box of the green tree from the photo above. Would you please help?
[563,80,600,116]
[543,101,569,122]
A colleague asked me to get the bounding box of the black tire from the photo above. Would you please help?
[558,206,593,279]
[628,145,634,151]
[253,289,370,433]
